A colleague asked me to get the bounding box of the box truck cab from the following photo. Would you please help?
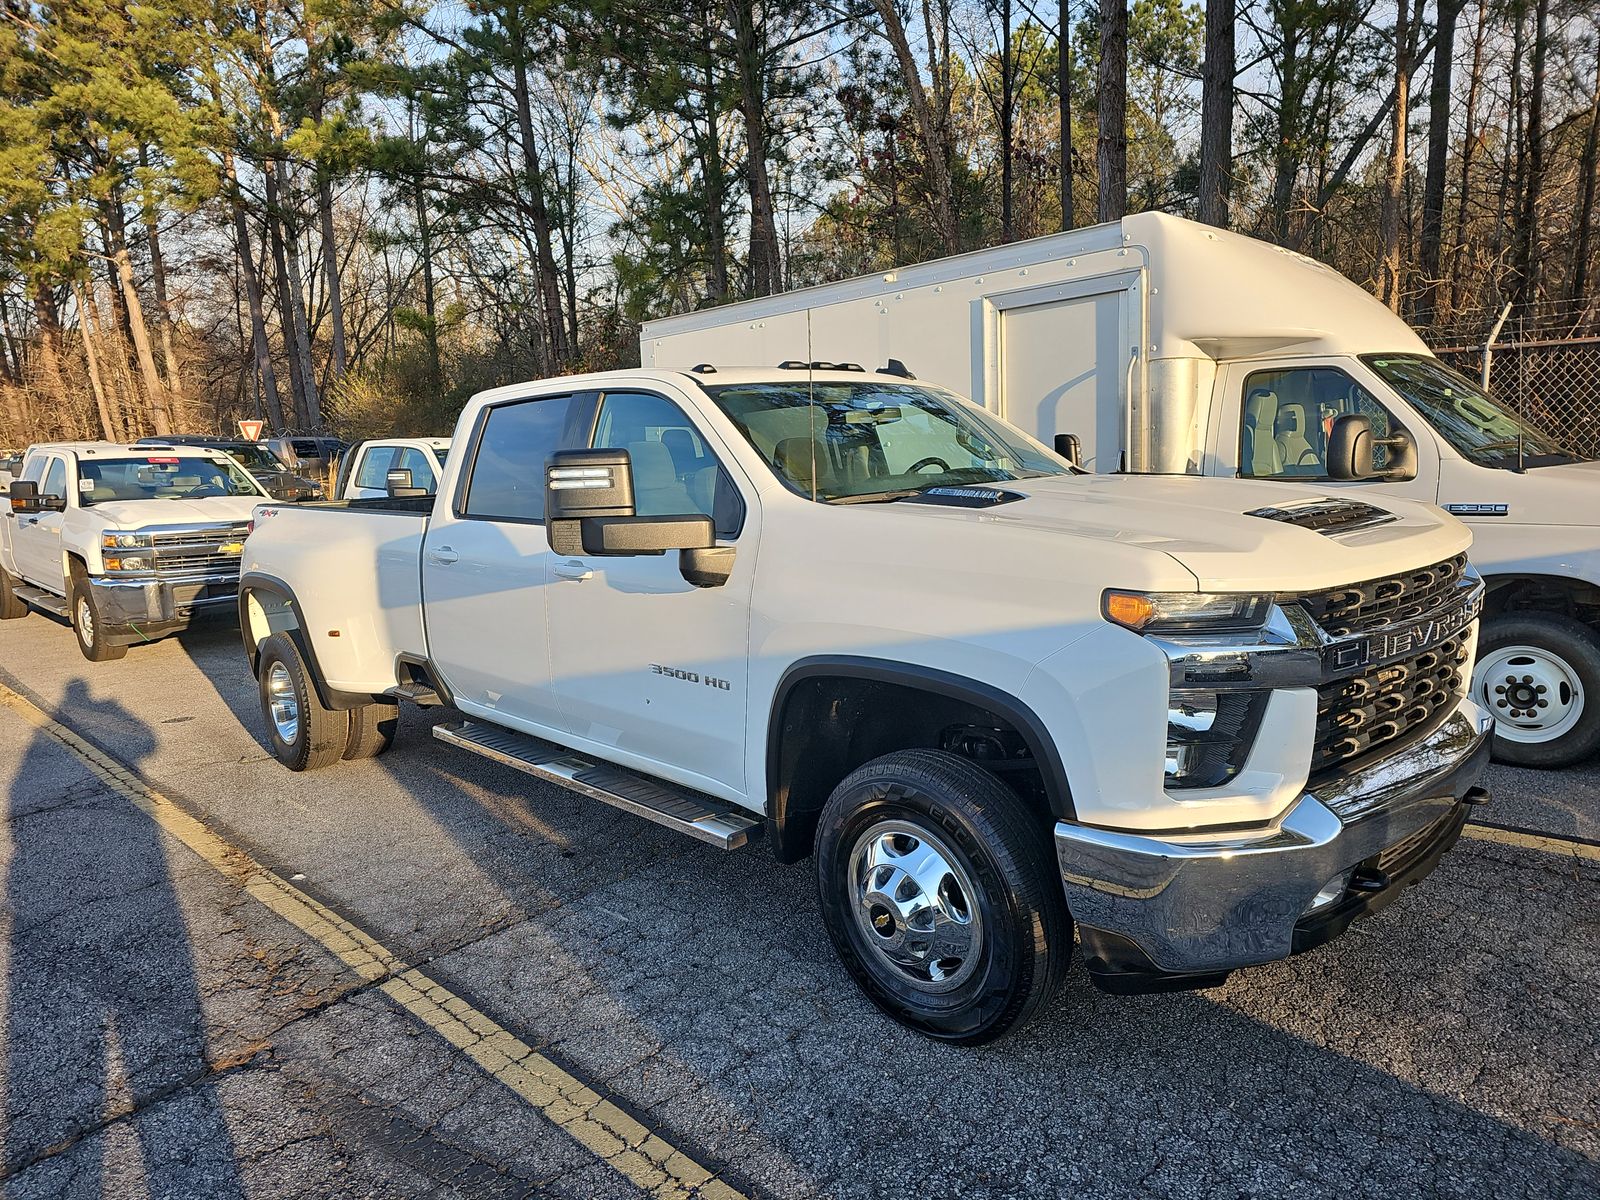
[642,213,1600,768]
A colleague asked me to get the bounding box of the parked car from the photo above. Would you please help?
[335,437,451,499]
[643,211,1600,769]
[236,366,1492,1042]
[262,435,347,476]
[135,436,324,501]
[1,442,268,660]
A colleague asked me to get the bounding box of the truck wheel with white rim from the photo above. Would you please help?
[814,749,1071,1044]
[68,562,126,662]
[343,700,400,760]
[0,568,27,620]
[1474,612,1600,768]
[256,633,347,771]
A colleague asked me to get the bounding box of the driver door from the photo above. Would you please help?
[1211,359,1439,504]
[10,455,68,588]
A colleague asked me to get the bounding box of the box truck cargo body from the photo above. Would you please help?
[643,212,1600,770]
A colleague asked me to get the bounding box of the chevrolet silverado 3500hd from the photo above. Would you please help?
[238,367,1492,1041]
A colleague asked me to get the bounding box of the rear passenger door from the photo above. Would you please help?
[544,388,756,798]
[421,392,586,733]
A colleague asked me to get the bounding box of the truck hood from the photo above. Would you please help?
[82,495,261,529]
[890,474,1472,593]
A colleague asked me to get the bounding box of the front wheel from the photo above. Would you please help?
[68,568,126,662]
[815,749,1071,1044]
[1473,612,1600,768]
[0,568,28,620]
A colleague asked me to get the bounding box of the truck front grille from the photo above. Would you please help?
[150,525,249,581]
[1312,633,1472,775]
[1292,553,1469,637]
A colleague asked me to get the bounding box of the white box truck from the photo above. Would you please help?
[642,212,1600,768]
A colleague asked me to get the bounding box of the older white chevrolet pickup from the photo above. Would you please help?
[238,366,1492,1041]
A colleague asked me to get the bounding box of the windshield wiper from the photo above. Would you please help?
[828,487,931,505]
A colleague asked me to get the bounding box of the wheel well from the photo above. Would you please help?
[241,586,302,675]
[766,666,1068,864]
[1483,574,1600,626]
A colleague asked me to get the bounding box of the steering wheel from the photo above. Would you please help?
[184,482,226,498]
[907,456,950,474]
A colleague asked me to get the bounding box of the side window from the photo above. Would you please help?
[395,447,436,491]
[1239,367,1395,479]
[592,390,743,537]
[355,447,397,490]
[20,455,46,484]
[462,394,575,521]
[42,457,67,501]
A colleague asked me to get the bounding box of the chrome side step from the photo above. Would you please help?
[433,720,761,850]
[15,585,68,619]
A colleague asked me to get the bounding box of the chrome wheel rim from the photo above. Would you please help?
[848,820,982,992]
[1474,644,1584,744]
[75,595,94,646]
[266,661,301,745]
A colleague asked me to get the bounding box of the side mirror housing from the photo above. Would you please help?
[1327,415,1419,482]
[1053,432,1083,467]
[546,448,719,568]
[386,467,426,499]
[8,479,38,512]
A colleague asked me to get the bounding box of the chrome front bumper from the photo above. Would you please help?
[1054,697,1494,987]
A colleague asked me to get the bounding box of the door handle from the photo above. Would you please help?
[427,546,459,565]
[554,560,592,582]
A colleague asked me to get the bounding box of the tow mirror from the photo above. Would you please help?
[8,480,38,512]
[1053,433,1083,467]
[1327,415,1418,482]
[386,467,426,499]
[546,448,725,584]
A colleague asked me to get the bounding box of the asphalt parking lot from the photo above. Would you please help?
[0,615,1595,1200]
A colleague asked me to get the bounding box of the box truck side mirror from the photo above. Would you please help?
[1327,415,1418,483]
[1053,433,1083,467]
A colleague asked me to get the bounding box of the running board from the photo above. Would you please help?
[433,720,761,850]
[15,585,68,619]
[386,681,443,706]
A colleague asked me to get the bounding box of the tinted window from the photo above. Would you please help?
[463,395,574,521]
[355,447,397,489]
[395,446,436,490]
[1238,367,1399,479]
[592,390,743,536]
[42,457,66,500]
[20,455,45,484]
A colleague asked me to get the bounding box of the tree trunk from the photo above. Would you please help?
[137,147,183,406]
[317,174,348,381]
[414,167,442,396]
[870,0,958,252]
[224,148,287,433]
[699,15,730,302]
[1096,0,1127,222]
[72,282,116,439]
[1377,0,1420,313]
[1197,0,1234,228]
[999,0,1015,241]
[102,195,173,435]
[1416,0,1461,326]
[1514,0,1550,314]
[266,159,322,427]
[30,283,67,404]
[728,0,783,293]
[1057,0,1073,231]
[1572,55,1600,302]
[1449,3,1488,314]
[507,18,571,364]
[262,169,309,427]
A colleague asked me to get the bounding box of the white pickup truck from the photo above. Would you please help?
[336,437,451,499]
[2,442,267,660]
[239,367,1492,1041]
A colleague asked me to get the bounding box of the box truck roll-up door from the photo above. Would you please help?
[998,287,1129,473]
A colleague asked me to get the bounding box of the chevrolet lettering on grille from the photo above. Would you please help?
[1322,590,1482,675]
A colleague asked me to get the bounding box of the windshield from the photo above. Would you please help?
[77,456,262,505]
[703,381,1068,502]
[1362,354,1582,468]
[224,444,290,474]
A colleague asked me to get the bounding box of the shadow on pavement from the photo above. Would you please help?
[2,679,243,1196]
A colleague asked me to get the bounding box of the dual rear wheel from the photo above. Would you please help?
[256,633,398,770]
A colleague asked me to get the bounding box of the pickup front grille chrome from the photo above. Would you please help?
[1289,553,1469,638]
[432,721,761,850]
[148,524,251,582]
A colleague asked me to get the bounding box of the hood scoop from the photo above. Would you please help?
[902,486,1025,508]
[1246,497,1398,536]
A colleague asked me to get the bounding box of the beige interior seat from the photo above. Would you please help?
[626,441,698,516]
[775,437,831,494]
[1275,406,1317,467]
[1243,389,1284,476]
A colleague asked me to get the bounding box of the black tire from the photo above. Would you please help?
[257,633,347,771]
[1474,612,1600,768]
[0,568,27,620]
[67,564,127,662]
[344,700,400,760]
[815,749,1071,1044]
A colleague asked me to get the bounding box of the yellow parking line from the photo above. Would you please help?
[1461,822,1600,862]
[0,682,745,1200]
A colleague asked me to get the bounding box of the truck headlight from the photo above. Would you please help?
[1165,689,1270,789]
[1104,590,1273,635]
[102,531,152,550]
[104,555,151,572]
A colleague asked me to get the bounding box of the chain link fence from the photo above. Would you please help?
[1434,336,1600,459]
